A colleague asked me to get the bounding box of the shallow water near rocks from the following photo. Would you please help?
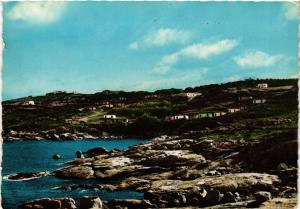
[2,138,148,209]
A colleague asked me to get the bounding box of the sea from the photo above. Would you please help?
[2,138,148,209]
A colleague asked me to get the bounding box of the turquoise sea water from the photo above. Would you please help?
[2,139,148,209]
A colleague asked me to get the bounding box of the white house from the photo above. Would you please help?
[22,100,35,106]
[103,115,117,119]
[228,108,240,113]
[257,83,268,89]
[253,99,266,104]
[100,115,129,124]
[165,115,189,121]
[175,92,202,99]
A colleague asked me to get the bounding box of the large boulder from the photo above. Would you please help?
[86,147,108,157]
[106,199,156,209]
[139,150,206,167]
[55,166,94,179]
[144,173,280,207]
[80,196,102,209]
[18,198,76,209]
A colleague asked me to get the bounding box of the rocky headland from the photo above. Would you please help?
[14,129,297,209]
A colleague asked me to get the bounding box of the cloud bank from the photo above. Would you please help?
[234,50,283,69]
[282,2,299,20]
[8,2,67,24]
[154,39,238,74]
[129,28,192,49]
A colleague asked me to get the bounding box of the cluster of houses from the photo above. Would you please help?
[164,83,269,121]
[165,108,236,121]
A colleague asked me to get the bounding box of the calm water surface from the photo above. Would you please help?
[2,138,148,209]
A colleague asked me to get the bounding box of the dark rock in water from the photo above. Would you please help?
[53,154,61,160]
[77,153,85,159]
[18,198,76,209]
[7,171,50,181]
[86,147,108,157]
[80,196,102,209]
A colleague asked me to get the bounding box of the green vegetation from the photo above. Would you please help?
[2,78,298,139]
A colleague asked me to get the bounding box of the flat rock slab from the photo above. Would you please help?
[55,166,94,179]
[149,173,280,193]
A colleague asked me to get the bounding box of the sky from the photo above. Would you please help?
[3,1,299,100]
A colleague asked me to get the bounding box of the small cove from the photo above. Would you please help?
[2,138,148,209]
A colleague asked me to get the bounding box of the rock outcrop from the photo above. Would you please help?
[18,198,76,209]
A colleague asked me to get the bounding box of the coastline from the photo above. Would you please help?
[6,131,297,209]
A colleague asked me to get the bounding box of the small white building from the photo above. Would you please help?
[175,92,202,99]
[22,100,35,106]
[228,108,240,113]
[103,115,117,119]
[165,115,189,121]
[257,83,268,89]
[253,99,266,104]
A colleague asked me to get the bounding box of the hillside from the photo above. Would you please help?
[2,78,298,140]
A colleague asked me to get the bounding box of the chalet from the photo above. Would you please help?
[65,119,80,125]
[226,87,238,93]
[102,102,114,108]
[253,99,266,104]
[22,100,35,106]
[103,114,117,119]
[173,92,202,100]
[116,103,125,107]
[228,108,240,113]
[165,115,189,121]
[87,106,97,111]
[238,96,253,101]
[49,101,65,107]
[257,83,268,89]
[195,111,226,119]
[100,115,129,124]
[144,94,160,99]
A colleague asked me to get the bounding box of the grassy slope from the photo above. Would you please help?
[2,78,298,138]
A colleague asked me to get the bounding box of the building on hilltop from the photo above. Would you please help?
[257,83,268,89]
[22,100,35,106]
[253,99,266,104]
[172,92,202,100]
[194,111,227,119]
[228,108,240,113]
[100,115,129,124]
[165,115,189,121]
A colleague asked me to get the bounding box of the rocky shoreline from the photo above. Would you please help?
[10,130,298,208]
[4,129,146,141]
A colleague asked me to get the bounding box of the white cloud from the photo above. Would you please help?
[234,50,283,69]
[180,39,238,60]
[282,2,299,20]
[129,42,139,50]
[144,28,191,46]
[129,28,192,49]
[8,2,67,24]
[153,39,238,74]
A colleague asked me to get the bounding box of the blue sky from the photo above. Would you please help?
[3,2,299,100]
